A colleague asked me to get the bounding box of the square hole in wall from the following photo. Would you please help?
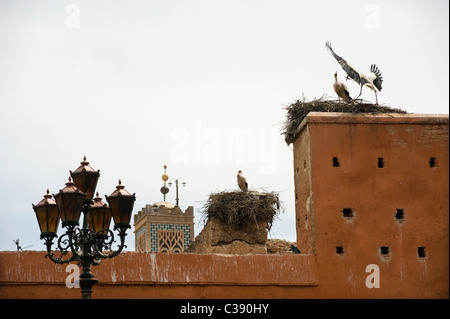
[336,246,344,255]
[418,247,427,258]
[377,157,384,168]
[380,246,390,255]
[429,157,438,168]
[395,209,405,221]
[378,246,392,261]
[342,208,354,219]
[332,157,340,167]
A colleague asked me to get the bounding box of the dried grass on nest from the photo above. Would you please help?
[282,94,408,145]
[201,190,281,231]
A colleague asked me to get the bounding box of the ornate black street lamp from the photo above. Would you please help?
[32,157,136,299]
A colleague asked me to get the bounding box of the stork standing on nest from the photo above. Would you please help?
[333,71,352,102]
[237,170,248,192]
[326,41,383,105]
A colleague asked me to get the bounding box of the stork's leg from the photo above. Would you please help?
[351,85,363,104]
[355,84,363,99]
[375,91,378,105]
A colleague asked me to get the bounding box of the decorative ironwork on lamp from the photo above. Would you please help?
[32,156,136,299]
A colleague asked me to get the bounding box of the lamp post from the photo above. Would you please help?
[168,178,186,207]
[32,156,136,299]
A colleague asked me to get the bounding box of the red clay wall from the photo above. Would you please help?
[0,251,319,299]
[293,112,449,298]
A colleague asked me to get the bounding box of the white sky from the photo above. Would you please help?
[0,0,448,251]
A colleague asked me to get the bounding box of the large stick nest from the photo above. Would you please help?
[201,190,281,231]
[282,95,408,145]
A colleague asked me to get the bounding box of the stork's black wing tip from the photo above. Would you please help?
[370,64,382,77]
[345,89,352,100]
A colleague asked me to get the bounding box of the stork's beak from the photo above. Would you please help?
[345,75,350,81]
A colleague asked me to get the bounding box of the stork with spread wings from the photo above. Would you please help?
[326,42,383,105]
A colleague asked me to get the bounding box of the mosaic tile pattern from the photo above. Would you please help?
[150,223,192,252]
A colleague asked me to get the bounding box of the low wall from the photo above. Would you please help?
[0,251,319,299]
[1,247,448,298]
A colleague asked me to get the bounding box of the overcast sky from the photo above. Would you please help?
[0,0,448,251]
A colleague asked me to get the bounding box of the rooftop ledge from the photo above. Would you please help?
[294,112,449,138]
[0,251,319,287]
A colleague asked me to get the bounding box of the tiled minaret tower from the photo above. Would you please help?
[134,165,194,252]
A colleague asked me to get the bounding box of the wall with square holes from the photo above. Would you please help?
[293,112,449,297]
